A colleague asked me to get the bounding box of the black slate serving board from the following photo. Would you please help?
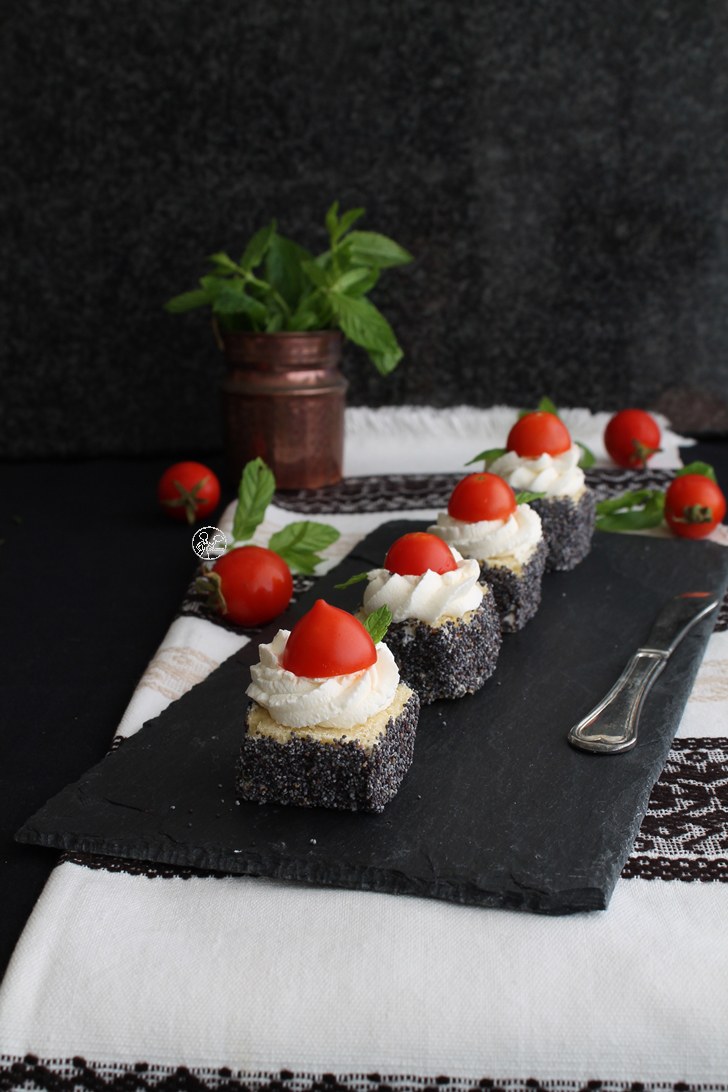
[18,525,728,914]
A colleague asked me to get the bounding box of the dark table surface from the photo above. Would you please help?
[2,443,727,981]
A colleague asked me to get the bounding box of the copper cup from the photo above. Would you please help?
[220,330,347,490]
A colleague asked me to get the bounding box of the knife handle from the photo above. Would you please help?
[567,650,668,754]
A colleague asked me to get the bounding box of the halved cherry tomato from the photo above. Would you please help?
[281,600,376,678]
[158,461,221,524]
[384,532,457,576]
[506,412,571,458]
[202,545,293,626]
[448,473,517,523]
[664,475,726,539]
[604,409,661,468]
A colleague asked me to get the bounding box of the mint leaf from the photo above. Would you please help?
[164,288,211,313]
[325,201,340,243]
[595,490,665,532]
[301,259,331,290]
[342,266,380,298]
[343,231,412,268]
[676,462,718,483]
[368,346,403,376]
[362,605,392,644]
[576,440,595,469]
[334,571,370,590]
[465,447,507,467]
[596,489,660,516]
[287,305,326,332]
[268,520,340,574]
[232,458,276,542]
[209,281,269,327]
[331,267,374,294]
[240,220,277,272]
[514,491,545,504]
[596,494,665,532]
[207,252,239,273]
[329,293,399,352]
[333,207,366,244]
[576,436,593,467]
[265,235,313,311]
[537,396,559,415]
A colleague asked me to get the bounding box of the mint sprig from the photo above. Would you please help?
[361,605,392,645]
[228,458,340,573]
[165,204,412,378]
[595,489,665,532]
[514,490,546,505]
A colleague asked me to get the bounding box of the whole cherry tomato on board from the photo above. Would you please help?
[664,475,726,539]
[384,532,457,576]
[158,461,221,524]
[604,409,661,468]
[197,545,293,627]
[448,473,517,524]
[506,412,571,458]
[281,600,377,678]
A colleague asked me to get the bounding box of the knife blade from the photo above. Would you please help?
[567,592,719,754]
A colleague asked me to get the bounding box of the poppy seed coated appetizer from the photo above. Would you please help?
[236,600,419,813]
[428,473,547,633]
[350,531,501,704]
[488,412,596,571]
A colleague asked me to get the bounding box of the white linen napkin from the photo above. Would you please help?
[343,405,692,476]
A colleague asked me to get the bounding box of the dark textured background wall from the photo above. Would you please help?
[3,0,728,458]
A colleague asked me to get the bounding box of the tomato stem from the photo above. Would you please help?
[161,476,211,525]
[672,504,714,525]
[195,570,227,614]
[630,439,662,467]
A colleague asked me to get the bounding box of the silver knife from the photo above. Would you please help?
[568,592,719,754]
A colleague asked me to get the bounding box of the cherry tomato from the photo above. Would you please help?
[448,473,517,523]
[204,545,293,626]
[506,412,571,458]
[664,475,726,539]
[158,461,221,524]
[384,532,457,576]
[281,599,376,678]
[604,409,661,468]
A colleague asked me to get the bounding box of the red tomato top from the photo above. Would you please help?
[447,473,517,524]
[281,600,377,678]
[506,412,571,458]
[384,532,457,576]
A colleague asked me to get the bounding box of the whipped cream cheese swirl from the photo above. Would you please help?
[428,506,542,564]
[246,630,399,731]
[363,548,483,625]
[488,445,585,499]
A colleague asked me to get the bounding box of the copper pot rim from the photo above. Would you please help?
[218,328,343,344]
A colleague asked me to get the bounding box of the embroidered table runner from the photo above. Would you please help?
[2,407,727,1091]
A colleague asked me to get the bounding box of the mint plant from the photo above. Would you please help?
[165,203,412,376]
